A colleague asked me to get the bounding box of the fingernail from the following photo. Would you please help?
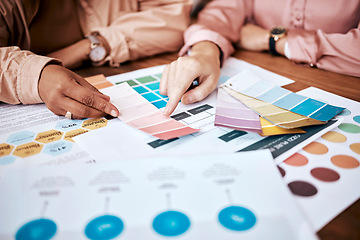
[110,110,118,117]
[163,107,169,115]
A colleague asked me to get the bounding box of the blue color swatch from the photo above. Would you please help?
[133,86,148,94]
[152,210,191,237]
[273,93,307,109]
[16,218,57,240]
[152,100,167,109]
[146,82,160,90]
[85,215,124,240]
[218,206,256,231]
[291,98,326,116]
[142,92,161,102]
[257,86,291,103]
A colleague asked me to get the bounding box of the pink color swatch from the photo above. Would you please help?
[101,83,199,140]
[215,87,262,134]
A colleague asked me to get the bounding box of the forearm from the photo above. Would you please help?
[190,41,221,66]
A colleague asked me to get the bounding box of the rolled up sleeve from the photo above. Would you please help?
[288,24,360,77]
[92,1,192,67]
[0,47,61,104]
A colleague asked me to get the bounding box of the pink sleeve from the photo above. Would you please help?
[92,1,192,67]
[0,47,61,104]
[288,23,360,77]
[180,0,247,61]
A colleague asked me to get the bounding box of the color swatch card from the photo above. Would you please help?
[215,87,262,134]
[223,86,324,129]
[223,70,345,122]
[259,118,306,137]
[101,83,199,140]
[215,87,305,135]
[278,87,360,231]
[85,74,114,90]
[0,150,317,240]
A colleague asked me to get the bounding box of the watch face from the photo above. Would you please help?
[271,26,286,35]
[89,46,106,62]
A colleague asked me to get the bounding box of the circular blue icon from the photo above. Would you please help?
[353,115,360,124]
[85,215,124,240]
[152,210,191,237]
[218,206,256,231]
[16,218,57,240]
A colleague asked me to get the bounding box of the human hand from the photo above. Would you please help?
[47,39,90,69]
[160,41,221,116]
[38,64,119,119]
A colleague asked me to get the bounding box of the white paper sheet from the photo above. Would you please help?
[0,150,316,240]
[278,87,360,231]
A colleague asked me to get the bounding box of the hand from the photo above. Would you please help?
[47,39,90,69]
[38,64,119,119]
[160,41,221,116]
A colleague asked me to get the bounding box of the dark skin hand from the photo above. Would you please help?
[38,64,119,119]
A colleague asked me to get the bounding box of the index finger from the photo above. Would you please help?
[75,75,111,101]
[64,78,119,117]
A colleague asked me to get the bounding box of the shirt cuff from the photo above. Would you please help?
[18,54,62,104]
[284,41,291,59]
[179,27,234,64]
[92,27,129,67]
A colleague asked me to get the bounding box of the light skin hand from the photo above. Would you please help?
[239,24,287,55]
[160,41,221,116]
[38,64,119,119]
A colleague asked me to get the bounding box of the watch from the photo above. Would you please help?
[269,26,287,55]
[87,33,107,63]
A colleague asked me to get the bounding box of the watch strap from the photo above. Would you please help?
[269,36,279,55]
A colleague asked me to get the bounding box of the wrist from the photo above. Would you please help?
[191,41,221,66]
[275,37,287,56]
[86,32,110,64]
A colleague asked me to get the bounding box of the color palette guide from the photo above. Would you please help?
[0,150,317,240]
[215,87,306,136]
[278,87,360,231]
[101,83,199,140]
[215,87,262,134]
[223,85,325,129]
[107,66,169,110]
[224,70,345,122]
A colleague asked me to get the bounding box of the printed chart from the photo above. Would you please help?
[0,150,317,240]
[75,61,339,163]
[278,87,360,230]
[0,104,117,173]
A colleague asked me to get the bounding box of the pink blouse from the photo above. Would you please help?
[180,0,360,77]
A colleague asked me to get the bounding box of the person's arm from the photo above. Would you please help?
[239,23,360,77]
[288,25,360,77]
[0,46,119,119]
[160,41,221,115]
[89,0,192,67]
[160,0,247,115]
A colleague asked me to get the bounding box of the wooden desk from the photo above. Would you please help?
[75,50,360,240]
